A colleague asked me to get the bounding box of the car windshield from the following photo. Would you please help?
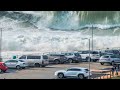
[43,55,48,59]
[74,53,80,56]
[91,51,98,54]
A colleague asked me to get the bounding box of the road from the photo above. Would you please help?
[0,62,112,79]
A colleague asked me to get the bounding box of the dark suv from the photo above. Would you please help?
[47,54,67,64]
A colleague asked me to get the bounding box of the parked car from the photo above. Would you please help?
[0,62,8,73]
[78,51,100,62]
[5,59,28,69]
[101,49,120,55]
[54,67,92,79]
[19,55,49,67]
[99,55,120,65]
[47,54,68,64]
[61,52,82,63]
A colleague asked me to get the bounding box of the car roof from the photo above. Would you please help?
[102,55,111,56]
[6,59,23,61]
[69,67,88,70]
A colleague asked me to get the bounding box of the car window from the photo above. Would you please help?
[82,51,89,54]
[19,60,24,62]
[27,56,41,59]
[111,56,116,58]
[91,51,98,54]
[74,53,80,56]
[78,51,82,54]
[5,60,12,63]
[84,69,89,71]
[12,60,18,62]
[7,60,18,62]
[43,55,48,59]
[19,55,26,59]
[101,56,109,58]
[67,68,81,71]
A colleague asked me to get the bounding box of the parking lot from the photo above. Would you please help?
[0,62,112,79]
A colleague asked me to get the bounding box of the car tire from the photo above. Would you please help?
[54,59,60,64]
[93,59,97,62]
[68,59,73,63]
[86,57,91,62]
[57,73,64,79]
[22,67,25,69]
[3,70,6,73]
[100,63,104,65]
[78,74,84,79]
[35,63,40,67]
[16,65,21,70]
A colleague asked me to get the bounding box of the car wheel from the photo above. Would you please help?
[16,65,21,70]
[100,63,104,65]
[35,63,40,67]
[54,60,60,64]
[22,67,25,69]
[68,59,73,63]
[57,73,64,79]
[78,74,84,79]
[93,59,97,62]
[3,70,6,73]
[86,57,91,62]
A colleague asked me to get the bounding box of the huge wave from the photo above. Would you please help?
[0,11,120,52]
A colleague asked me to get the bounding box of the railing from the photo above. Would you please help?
[91,70,112,79]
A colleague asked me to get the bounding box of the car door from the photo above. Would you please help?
[81,51,89,60]
[65,68,79,77]
[10,60,18,68]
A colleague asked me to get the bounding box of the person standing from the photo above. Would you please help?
[115,64,118,75]
[111,65,115,76]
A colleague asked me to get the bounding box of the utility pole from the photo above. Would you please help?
[88,38,90,79]
[92,25,93,52]
[0,28,2,62]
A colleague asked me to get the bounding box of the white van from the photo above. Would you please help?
[19,55,49,67]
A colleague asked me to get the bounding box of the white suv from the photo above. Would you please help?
[61,52,82,63]
[78,51,100,62]
[99,55,120,65]
[54,67,92,79]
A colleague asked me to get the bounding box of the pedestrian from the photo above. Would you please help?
[115,65,119,75]
[111,66,115,76]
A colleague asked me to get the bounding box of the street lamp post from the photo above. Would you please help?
[82,38,91,79]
